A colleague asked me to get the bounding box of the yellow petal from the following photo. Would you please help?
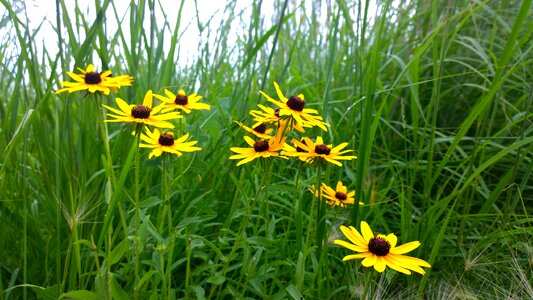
[340,226,366,247]
[273,81,287,101]
[143,90,153,108]
[360,221,374,242]
[361,254,377,267]
[383,256,412,275]
[243,136,256,147]
[386,233,398,249]
[374,257,387,272]
[334,240,367,253]
[116,97,133,114]
[164,89,176,99]
[342,253,370,261]
[390,241,420,255]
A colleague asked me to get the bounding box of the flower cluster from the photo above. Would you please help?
[228,81,431,277]
[229,81,356,167]
[56,63,209,159]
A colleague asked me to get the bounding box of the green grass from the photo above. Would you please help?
[1,0,532,299]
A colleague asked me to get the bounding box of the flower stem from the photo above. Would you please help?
[133,123,143,300]
[294,163,304,252]
[315,162,325,256]
[95,95,129,237]
[162,154,174,298]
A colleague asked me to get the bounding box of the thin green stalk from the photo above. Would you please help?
[133,123,143,300]
[261,159,274,235]
[162,154,174,299]
[185,237,192,298]
[95,95,128,237]
[91,235,109,300]
[294,163,304,252]
[315,162,324,256]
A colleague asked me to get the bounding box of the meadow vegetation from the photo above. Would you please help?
[0,0,532,299]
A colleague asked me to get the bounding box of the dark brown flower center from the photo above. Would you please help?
[253,140,269,152]
[296,139,308,152]
[131,105,152,119]
[315,144,331,155]
[286,95,305,112]
[84,72,102,84]
[335,192,347,201]
[158,133,175,146]
[368,237,391,256]
[175,94,188,105]
[253,123,267,134]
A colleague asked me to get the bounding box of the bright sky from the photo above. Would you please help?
[3,0,385,72]
[23,0,258,68]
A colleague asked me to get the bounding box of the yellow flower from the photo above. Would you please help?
[55,64,133,95]
[140,128,201,159]
[102,90,181,129]
[153,89,210,114]
[235,121,273,139]
[258,82,329,131]
[229,129,287,166]
[334,221,431,275]
[282,138,309,162]
[309,181,362,207]
[284,136,357,167]
[249,104,307,133]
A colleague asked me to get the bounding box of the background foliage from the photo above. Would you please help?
[0,0,532,299]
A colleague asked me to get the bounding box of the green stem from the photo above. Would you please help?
[95,95,129,238]
[294,163,304,252]
[185,237,192,297]
[315,162,324,255]
[133,123,143,300]
[162,154,174,299]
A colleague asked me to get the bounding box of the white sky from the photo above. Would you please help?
[3,1,386,73]
[23,0,257,68]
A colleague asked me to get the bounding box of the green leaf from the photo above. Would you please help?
[107,238,132,267]
[59,290,98,300]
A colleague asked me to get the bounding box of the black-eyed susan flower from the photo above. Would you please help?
[153,89,210,114]
[55,64,133,95]
[282,138,309,162]
[334,221,431,275]
[140,128,201,159]
[249,104,307,133]
[259,82,329,131]
[235,121,273,139]
[309,181,362,207]
[229,132,287,166]
[284,136,356,167]
[102,90,181,129]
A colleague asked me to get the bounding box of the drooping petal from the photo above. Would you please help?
[382,256,412,275]
[342,253,370,261]
[361,254,377,267]
[373,257,387,272]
